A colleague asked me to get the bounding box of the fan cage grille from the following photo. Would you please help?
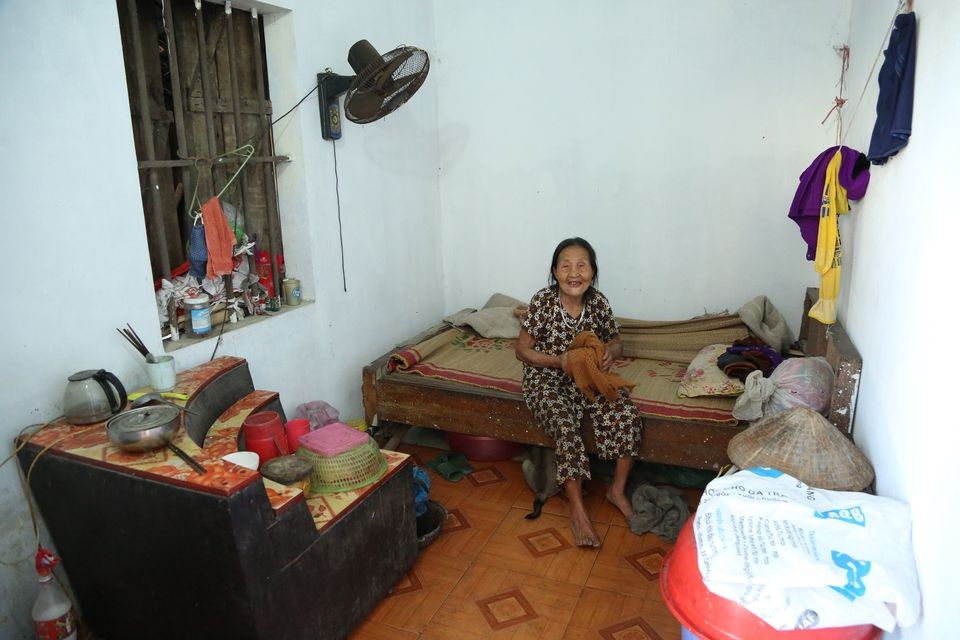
[345,46,430,124]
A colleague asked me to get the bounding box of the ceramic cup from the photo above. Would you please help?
[145,355,176,392]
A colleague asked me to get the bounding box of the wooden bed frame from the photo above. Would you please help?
[362,288,862,470]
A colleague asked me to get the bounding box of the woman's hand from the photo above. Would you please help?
[600,348,613,373]
[602,335,624,372]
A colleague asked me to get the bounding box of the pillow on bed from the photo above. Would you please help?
[678,344,746,398]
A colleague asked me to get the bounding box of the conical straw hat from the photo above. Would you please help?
[727,406,875,491]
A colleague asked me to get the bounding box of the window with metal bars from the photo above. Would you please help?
[117,0,287,335]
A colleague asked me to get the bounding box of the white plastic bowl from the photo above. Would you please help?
[223,451,259,470]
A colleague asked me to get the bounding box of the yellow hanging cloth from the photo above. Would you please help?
[808,149,849,324]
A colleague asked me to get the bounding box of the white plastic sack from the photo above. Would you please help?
[694,468,920,632]
[733,356,834,421]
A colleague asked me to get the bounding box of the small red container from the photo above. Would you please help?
[242,411,289,465]
[284,418,311,453]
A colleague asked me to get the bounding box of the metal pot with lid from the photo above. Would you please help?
[106,406,206,475]
[63,369,128,425]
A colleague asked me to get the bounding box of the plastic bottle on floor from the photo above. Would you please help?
[32,548,77,640]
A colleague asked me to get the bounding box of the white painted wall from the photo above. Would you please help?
[2,0,955,638]
[435,0,850,328]
[843,1,960,638]
[0,0,439,636]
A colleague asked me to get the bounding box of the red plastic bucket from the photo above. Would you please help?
[242,411,288,465]
[660,518,883,640]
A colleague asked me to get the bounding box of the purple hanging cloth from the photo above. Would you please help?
[787,146,870,261]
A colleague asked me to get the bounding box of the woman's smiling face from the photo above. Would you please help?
[553,245,594,300]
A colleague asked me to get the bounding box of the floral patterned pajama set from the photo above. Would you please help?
[521,287,642,485]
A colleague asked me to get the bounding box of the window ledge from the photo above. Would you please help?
[163,299,312,354]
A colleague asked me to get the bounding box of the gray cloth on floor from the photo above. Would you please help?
[628,483,691,543]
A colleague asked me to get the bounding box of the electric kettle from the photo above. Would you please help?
[63,369,128,425]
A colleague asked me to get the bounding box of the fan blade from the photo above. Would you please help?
[344,90,384,122]
[374,53,414,92]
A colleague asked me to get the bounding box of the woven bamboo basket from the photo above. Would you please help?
[297,437,387,494]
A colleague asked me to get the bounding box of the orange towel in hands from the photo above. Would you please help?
[563,331,635,402]
[201,196,237,278]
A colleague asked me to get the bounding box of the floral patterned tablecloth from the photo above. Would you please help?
[23,356,409,533]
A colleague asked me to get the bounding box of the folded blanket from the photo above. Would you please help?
[563,331,635,402]
[443,293,526,338]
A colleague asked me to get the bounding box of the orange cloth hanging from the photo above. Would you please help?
[200,196,236,278]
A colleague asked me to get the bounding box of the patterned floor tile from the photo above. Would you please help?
[585,525,671,599]
[356,545,472,635]
[475,588,538,630]
[476,507,604,586]
[350,442,695,640]
[564,586,680,640]
[421,562,581,639]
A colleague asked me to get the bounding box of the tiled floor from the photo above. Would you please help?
[350,440,704,640]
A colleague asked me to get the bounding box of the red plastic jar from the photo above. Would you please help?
[242,411,289,465]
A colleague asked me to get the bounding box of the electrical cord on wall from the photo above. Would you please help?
[229,79,349,293]
[332,139,347,292]
[272,84,318,127]
[4,421,95,621]
[242,80,349,292]
[1,422,98,564]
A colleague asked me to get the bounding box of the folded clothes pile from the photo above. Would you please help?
[716,336,784,382]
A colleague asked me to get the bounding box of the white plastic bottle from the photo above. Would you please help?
[32,549,77,640]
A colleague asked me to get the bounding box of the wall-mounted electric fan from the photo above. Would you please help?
[317,40,430,140]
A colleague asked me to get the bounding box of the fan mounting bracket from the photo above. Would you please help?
[317,72,355,140]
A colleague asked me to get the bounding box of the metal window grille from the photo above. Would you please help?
[117,0,285,308]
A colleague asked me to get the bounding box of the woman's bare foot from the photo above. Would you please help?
[570,510,601,547]
[606,489,635,521]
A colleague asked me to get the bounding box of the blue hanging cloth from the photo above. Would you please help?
[188,222,208,279]
[868,12,917,165]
